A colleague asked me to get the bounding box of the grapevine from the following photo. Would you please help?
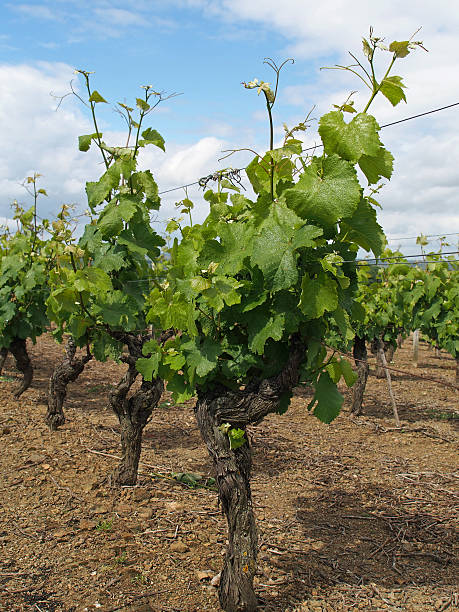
[138,31,424,611]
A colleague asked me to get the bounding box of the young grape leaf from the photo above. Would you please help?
[284,155,361,225]
[359,147,394,184]
[319,112,381,162]
[308,371,343,423]
[299,273,338,319]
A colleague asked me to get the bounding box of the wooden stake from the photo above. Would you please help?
[379,346,400,428]
[413,329,420,368]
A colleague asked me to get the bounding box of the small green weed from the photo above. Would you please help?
[131,572,148,584]
[113,551,128,565]
[426,409,459,421]
[96,519,113,532]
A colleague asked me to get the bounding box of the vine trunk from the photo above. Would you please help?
[351,335,369,415]
[195,392,258,612]
[109,354,164,486]
[9,337,33,398]
[46,336,92,430]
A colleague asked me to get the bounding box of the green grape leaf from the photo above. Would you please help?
[182,337,222,382]
[147,290,197,335]
[0,300,16,326]
[67,316,91,341]
[359,147,394,184]
[308,371,343,423]
[251,204,322,292]
[299,273,338,319]
[246,309,285,355]
[93,249,126,273]
[201,276,242,311]
[136,98,150,112]
[85,169,119,210]
[277,390,293,415]
[340,198,385,256]
[165,372,194,403]
[339,357,357,387]
[245,155,270,193]
[228,428,246,450]
[118,219,165,257]
[139,128,165,151]
[79,224,102,252]
[135,170,159,202]
[73,268,112,293]
[220,347,259,379]
[47,287,78,314]
[389,41,410,58]
[326,360,341,383]
[78,133,101,152]
[319,112,381,162]
[284,155,361,225]
[379,76,407,106]
[98,200,135,237]
[89,90,108,104]
[136,351,161,381]
[163,349,186,371]
[199,222,254,276]
[93,291,136,328]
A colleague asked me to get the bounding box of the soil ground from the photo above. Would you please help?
[0,334,457,612]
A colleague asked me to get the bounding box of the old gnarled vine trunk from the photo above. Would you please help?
[46,336,92,430]
[108,331,173,486]
[351,335,369,416]
[9,337,33,398]
[194,337,304,611]
[195,394,258,612]
[109,364,164,486]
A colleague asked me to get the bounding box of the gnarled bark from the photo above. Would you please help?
[46,337,92,430]
[195,396,258,612]
[351,335,369,416]
[108,334,164,486]
[9,337,33,398]
[194,336,304,611]
[456,357,459,383]
[0,347,8,376]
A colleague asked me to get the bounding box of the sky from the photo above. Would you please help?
[1,0,459,255]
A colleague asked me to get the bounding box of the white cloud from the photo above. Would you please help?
[0,62,101,219]
[176,0,459,244]
[93,8,146,27]
[3,0,459,248]
[0,62,233,230]
[9,3,59,21]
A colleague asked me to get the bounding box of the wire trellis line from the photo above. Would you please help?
[156,100,459,195]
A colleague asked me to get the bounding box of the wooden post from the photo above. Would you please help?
[378,345,400,427]
[412,329,420,368]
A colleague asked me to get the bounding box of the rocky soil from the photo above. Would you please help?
[0,335,457,611]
